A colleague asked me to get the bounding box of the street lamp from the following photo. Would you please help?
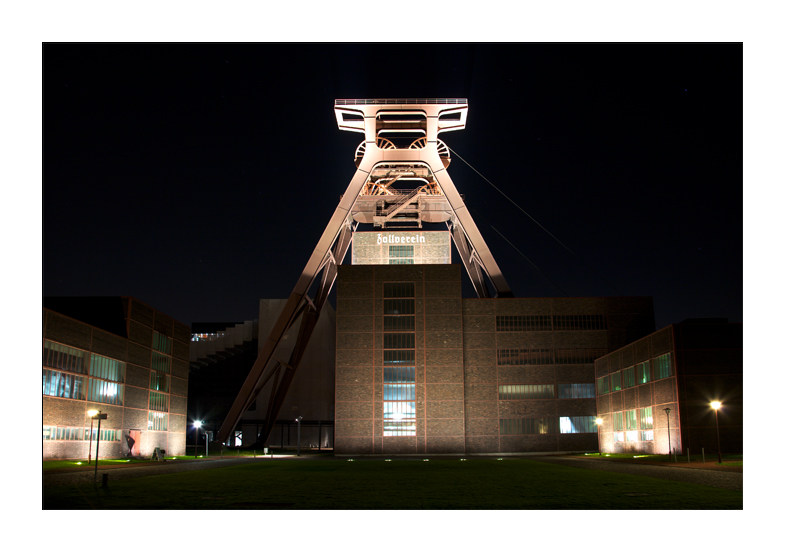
[87,409,98,464]
[194,420,202,458]
[711,401,723,464]
[664,407,672,460]
[295,416,303,456]
[595,418,603,453]
[91,410,108,483]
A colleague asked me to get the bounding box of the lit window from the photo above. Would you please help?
[610,372,622,392]
[559,416,598,433]
[636,361,651,385]
[43,369,86,400]
[557,383,596,399]
[383,282,416,437]
[652,353,673,380]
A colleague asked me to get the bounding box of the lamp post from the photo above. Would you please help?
[664,407,672,460]
[87,409,98,464]
[91,411,107,483]
[295,416,303,456]
[711,401,722,464]
[194,420,202,458]
[595,418,603,453]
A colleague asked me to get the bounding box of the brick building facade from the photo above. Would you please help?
[335,264,654,455]
[43,297,190,460]
[594,319,742,455]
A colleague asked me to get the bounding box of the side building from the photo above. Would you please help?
[43,297,190,459]
[334,264,654,454]
[594,318,742,455]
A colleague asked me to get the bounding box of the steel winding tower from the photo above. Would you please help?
[216,99,513,446]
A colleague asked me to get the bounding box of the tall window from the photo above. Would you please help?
[151,332,172,425]
[622,366,635,388]
[652,353,672,380]
[383,283,415,436]
[640,406,654,441]
[636,361,651,385]
[43,341,87,374]
[88,353,125,406]
[148,412,168,431]
[625,409,638,442]
[612,411,624,442]
[153,332,172,355]
[597,376,609,395]
[610,371,622,392]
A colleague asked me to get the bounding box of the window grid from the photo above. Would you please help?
[384,333,415,349]
[553,315,608,331]
[622,366,635,388]
[150,371,169,392]
[495,315,552,332]
[43,369,86,400]
[152,332,173,355]
[148,412,168,431]
[636,361,651,385]
[383,316,415,331]
[149,391,169,412]
[554,348,608,364]
[497,348,553,366]
[90,354,125,383]
[559,416,599,434]
[557,383,596,399]
[389,245,414,258]
[88,379,124,406]
[610,372,622,392]
[652,353,673,380]
[151,351,171,374]
[499,384,555,400]
[43,341,87,374]
[500,417,557,435]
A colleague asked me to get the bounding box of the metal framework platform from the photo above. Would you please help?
[215,99,513,446]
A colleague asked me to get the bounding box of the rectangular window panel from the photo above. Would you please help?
[383,402,416,420]
[598,376,609,395]
[639,407,653,430]
[652,353,673,380]
[389,259,414,264]
[383,421,416,436]
[559,416,598,433]
[383,282,415,298]
[153,332,173,355]
[42,369,86,400]
[383,366,415,384]
[84,428,121,442]
[383,350,415,366]
[151,351,171,374]
[497,348,553,366]
[495,315,552,332]
[636,361,651,385]
[557,383,596,399]
[625,409,637,430]
[500,417,557,435]
[499,384,555,400]
[90,354,125,383]
[149,391,169,412]
[384,316,415,331]
[610,371,622,392]
[389,245,414,258]
[622,366,635,388]
[553,315,608,331]
[612,411,624,431]
[383,298,415,315]
[383,384,415,401]
[150,370,169,392]
[148,412,168,431]
[554,348,608,364]
[88,379,124,406]
[43,341,87,374]
[642,430,654,441]
[383,333,415,349]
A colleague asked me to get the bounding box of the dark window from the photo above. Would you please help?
[495,315,552,331]
[557,383,596,399]
[497,348,553,366]
[553,315,607,331]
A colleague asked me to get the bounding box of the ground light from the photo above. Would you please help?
[711,401,723,464]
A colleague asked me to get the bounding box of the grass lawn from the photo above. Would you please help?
[43,457,742,509]
[576,452,743,466]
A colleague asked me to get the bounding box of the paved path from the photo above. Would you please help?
[530,455,743,491]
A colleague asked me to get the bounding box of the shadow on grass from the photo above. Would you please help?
[43,458,742,510]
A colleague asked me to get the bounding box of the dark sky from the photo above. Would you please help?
[43,43,742,329]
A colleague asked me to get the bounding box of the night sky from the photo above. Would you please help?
[43,44,742,329]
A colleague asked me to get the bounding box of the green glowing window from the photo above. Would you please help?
[636,361,651,385]
[153,332,172,355]
[652,353,673,380]
[597,376,609,395]
[152,351,171,374]
[610,371,622,392]
[150,371,169,392]
[43,341,87,374]
[149,391,169,412]
[612,412,624,431]
[90,354,125,383]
